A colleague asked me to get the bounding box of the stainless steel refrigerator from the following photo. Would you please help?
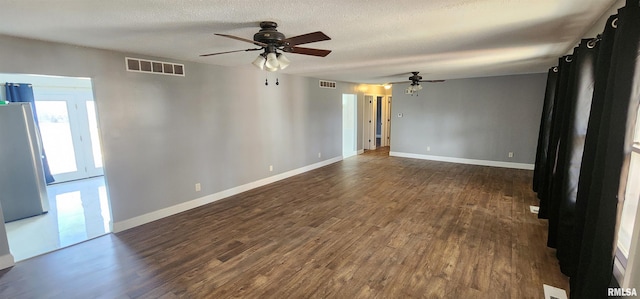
[0,102,49,222]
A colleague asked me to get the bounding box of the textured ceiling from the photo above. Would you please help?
[0,0,618,84]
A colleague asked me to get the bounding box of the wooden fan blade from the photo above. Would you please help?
[282,31,331,46]
[214,33,268,47]
[285,46,331,57]
[422,80,445,83]
[200,48,262,57]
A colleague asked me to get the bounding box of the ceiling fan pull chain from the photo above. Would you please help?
[265,78,268,86]
[276,78,280,86]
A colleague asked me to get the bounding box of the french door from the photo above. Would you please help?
[33,89,103,183]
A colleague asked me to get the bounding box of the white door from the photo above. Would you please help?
[364,95,374,150]
[384,96,392,146]
[34,89,104,183]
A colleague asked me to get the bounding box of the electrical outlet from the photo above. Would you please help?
[195,183,201,192]
[318,152,322,158]
[269,165,273,172]
[508,152,514,158]
[427,146,431,152]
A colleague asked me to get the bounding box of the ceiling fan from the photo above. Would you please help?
[389,72,444,95]
[200,21,332,72]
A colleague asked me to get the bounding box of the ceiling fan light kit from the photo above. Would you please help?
[251,49,290,71]
[406,84,423,93]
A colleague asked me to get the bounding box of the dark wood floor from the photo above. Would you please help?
[0,147,568,298]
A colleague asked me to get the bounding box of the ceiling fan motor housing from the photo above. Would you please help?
[409,71,422,82]
[254,21,285,45]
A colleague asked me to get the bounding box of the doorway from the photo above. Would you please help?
[376,97,382,147]
[34,89,104,182]
[364,94,391,150]
[0,73,111,261]
[342,94,357,158]
[364,95,374,150]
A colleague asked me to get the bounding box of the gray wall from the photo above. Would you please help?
[390,73,547,164]
[0,35,360,234]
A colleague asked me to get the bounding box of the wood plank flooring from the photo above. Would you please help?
[0,147,569,298]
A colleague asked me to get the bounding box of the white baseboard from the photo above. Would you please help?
[0,254,15,270]
[113,156,343,233]
[343,151,358,159]
[389,151,534,170]
[357,149,365,154]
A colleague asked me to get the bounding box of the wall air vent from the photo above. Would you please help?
[125,57,185,77]
[319,80,336,89]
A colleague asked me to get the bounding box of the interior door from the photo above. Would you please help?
[33,89,103,183]
[364,95,374,150]
[384,96,392,146]
[370,96,377,150]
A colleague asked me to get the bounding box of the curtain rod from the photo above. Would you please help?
[0,83,91,90]
[0,83,31,87]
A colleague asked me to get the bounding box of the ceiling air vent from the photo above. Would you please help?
[319,80,336,89]
[125,57,185,77]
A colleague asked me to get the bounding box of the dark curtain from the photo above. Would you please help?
[5,83,55,184]
[571,13,618,289]
[552,39,599,276]
[571,1,640,297]
[532,67,558,193]
[538,55,572,221]
[545,51,581,250]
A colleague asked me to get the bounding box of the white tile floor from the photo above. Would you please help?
[5,176,111,261]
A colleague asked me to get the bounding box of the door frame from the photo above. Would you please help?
[342,94,358,158]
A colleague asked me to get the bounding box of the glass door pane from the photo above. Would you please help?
[34,101,78,175]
